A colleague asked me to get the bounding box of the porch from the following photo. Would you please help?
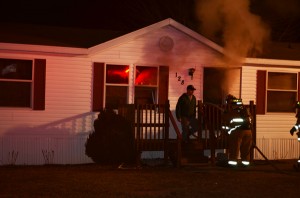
[118,100,257,167]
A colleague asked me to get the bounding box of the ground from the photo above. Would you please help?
[0,160,299,198]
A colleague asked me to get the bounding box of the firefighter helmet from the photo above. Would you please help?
[225,94,243,106]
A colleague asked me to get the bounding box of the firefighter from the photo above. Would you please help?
[289,101,300,140]
[289,101,300,167]
[222,94,253,167]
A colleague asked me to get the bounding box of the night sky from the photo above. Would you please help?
[0,0,300,43]
[0,0,195,31]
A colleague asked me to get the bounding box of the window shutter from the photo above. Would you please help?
[158,66,169,105]
[256,70,266,115]
[33,59,46,110]
[92,63,105,111]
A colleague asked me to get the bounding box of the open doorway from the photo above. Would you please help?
[203,67,241,104]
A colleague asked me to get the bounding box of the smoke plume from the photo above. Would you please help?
[195,0,270,65]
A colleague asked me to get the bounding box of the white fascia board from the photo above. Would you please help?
[0,42,88,56]
[245,58,300,67]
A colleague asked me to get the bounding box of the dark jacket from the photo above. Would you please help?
[176,93,196,119]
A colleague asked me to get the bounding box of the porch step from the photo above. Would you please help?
[181,154,209,164]
[182,139,204,150]
[181,140,209,164]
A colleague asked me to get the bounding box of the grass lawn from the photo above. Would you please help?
[0,160,299,197]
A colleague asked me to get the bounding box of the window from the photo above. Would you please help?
[267,72,297,112]
[92,63,168,111]
[134,66,158,104]
[0,58,32,107]
[0,58,45,110]
[105,64,129,109]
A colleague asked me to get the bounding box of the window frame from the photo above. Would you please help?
[92,62,169,111]
[266,71,298,113]
[0,58,46,110]
[256,70,299,114]
[0,58,33,108]
[134,65,159,105]
[104,64,130,109]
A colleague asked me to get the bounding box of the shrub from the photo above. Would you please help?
[85,109,136,165]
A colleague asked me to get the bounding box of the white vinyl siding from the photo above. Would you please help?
[0,54,95,165]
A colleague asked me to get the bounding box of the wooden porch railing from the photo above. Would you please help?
[118,102,170,166]
[199,100,257,164]
[168,110,182,167]
[118,100,256,167]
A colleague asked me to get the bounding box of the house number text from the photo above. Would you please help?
[175,72,184,85]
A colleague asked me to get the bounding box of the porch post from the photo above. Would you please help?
[249,100,256,163]
[164,100,170,165]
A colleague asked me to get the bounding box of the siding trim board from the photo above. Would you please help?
[245,58,300,67]
[244,63,300,68]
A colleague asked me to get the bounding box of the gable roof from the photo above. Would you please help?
[88,18,224,55]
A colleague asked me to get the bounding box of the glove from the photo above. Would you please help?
[290,127,296,136]
[296,132,300,141]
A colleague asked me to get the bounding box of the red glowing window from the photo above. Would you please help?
[106,64,129,84]
[134,66,158,105]
[135,66,157,86]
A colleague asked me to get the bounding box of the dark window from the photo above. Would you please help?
[0,81,31,107]
[0,58,32,80]
[267,72,297,112]
[105,86,128,109]
[134,87,156,104]
[0,58,33,108]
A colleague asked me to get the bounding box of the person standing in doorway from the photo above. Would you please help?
[176,85,197,143]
